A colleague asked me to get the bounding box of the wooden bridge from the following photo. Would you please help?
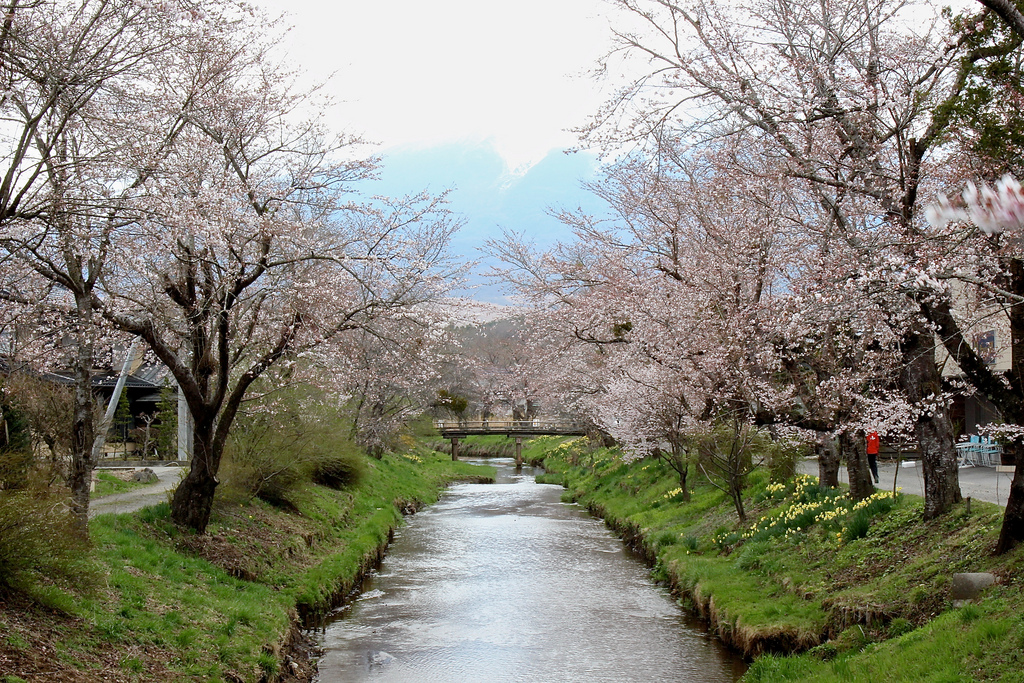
[434,420,587,465]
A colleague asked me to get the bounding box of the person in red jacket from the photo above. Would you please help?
[866,430,880,483]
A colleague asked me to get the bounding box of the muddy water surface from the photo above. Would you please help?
[315,460,746,682]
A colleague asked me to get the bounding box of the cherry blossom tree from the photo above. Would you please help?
[586,0,987,518]
[95,139,461,533]
[928,175,1024,552]
[2,1,463,534]
[332,316,452,459]
[490,139,812,501]
[0,0,227,533]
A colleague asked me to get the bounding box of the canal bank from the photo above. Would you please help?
[0,450,493,682]
[531,436,1024,682]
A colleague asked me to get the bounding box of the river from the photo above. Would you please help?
[314,459,747,682]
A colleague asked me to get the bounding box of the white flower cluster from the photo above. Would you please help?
[977,423,1024,444]
[927,175,1024,235]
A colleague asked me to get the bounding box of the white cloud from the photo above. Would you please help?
[256,0,615,171]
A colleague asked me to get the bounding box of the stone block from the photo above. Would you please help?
[950,572,997,603]
[131,467,158,484]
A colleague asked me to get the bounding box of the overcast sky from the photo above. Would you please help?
[251,0,624,301]
[255,0,617,169]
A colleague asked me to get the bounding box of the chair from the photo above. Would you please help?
[956,435,982,467]
[956,435,1002,467]
[978,437,1002,467]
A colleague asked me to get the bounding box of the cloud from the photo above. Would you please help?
[256,0,613,170]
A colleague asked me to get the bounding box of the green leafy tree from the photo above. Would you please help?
[938,3,1024,177]
[0,402,32,490]
[111,391,132,452]
[154,383,178,461]
[435,389,469,422]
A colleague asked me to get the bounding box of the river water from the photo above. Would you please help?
[315,460,746,682]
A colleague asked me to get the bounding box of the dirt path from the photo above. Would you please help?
[88,466,184,517]
[797,458,1012,507]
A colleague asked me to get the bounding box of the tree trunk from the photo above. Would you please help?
[670,440,690,502]
[996,263,1024,553]
[170,421,219,533]
[67,300,96,538]
[731,474,746,522]
[997,460,1024,553]
[899,326,961,519]
[841,431,874,501]
[817,435,841,488]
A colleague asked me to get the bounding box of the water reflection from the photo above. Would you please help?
[316,460,746,682]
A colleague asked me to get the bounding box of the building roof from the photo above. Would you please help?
[43,370,163,391]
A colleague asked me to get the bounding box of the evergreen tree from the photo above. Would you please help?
[154,383,178,461]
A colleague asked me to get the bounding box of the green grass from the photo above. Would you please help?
[91,470,151,498]
[745,598,1024,682]
[432,433,518,458]
[534,436,1024,681]
[3,445,492,682]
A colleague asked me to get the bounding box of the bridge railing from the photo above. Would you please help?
[434,420,583,432]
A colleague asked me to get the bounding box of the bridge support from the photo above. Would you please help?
[515,437,523,468]
[450,437,460,461]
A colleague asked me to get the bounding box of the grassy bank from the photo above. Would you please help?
[531,436,1024,682]
[429,434,518,458]
[90,470,150,499]
[0,448,493,682]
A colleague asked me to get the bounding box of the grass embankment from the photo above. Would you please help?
[0,449,493,683]
[530,436,1024,682]
[431,434,518,458]
[90,470,150,499]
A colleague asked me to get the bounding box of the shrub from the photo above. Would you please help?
[221,429,368,507]
[767,437,805,482]
[0,489,95,600]
[888,617,914,637]
[655,530,678,551]
[310,448,365,490]
[833,625,872,653]
[0,450,33,491]
[219,449,305,509]
[735,540,771,571]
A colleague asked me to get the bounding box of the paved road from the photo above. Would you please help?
[88,465,184,518]
[797,458,1013,507]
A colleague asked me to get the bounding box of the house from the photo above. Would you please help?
[936,287,1010,440]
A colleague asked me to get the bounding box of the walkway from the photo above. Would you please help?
[797,458,1013,507]
[88,465,183,518]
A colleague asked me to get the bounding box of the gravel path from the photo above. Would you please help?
[797,458,1013,507]
[88,465,185,518]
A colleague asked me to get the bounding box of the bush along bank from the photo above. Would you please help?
[530,436,1024,682]
[0,447,493,683]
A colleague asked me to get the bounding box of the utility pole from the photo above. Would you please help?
[91,343,140,460]
[177,382,193,463]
